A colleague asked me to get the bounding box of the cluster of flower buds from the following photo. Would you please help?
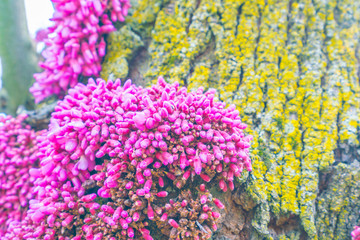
[353,225,360,240]
[0,114,43,236]
[157,185,223,239]
[64,159,167,240]
[8,77,251,239]
[30,0,131,103]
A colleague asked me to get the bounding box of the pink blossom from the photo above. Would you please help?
[6,77,251,239]
[0,114,44,236]
[30,0,131,103]
[353,226,360,240]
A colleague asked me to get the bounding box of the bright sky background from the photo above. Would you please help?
[24,0,54,37]
[0,0,54,88]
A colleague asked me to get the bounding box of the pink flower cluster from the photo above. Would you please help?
[0,114,43,236]
[157,186,223,239]
[30,0,131,103]
[7,77,251,239]
[353,226,360,240]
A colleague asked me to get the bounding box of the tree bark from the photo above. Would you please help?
[101,0,360,239]
[0,0,37,115]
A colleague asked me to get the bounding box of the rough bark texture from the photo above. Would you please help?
[0,0,37,115]
[101,0,360,239]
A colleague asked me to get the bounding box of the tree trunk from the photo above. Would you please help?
[0,0,37,115]
[101,0,360,239]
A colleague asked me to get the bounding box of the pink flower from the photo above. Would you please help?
[168,219,179,229]
[30,0,131,103]
[353,226,360,240]
[7,77,251,239]
[0,114,44,237]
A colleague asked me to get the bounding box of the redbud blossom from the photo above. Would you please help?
[0,114,43,236]
[30,0,131,103]
[7,77,251,239]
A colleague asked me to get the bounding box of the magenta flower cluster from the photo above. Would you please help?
[157,186,223,239]
[0,114,43,236]
[6,77,251,239]
[30,0,131,103]
[353,226,360,240]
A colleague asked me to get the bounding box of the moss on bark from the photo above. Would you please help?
[102,0,360,239]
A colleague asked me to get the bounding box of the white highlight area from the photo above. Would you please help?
[24,0,54,38]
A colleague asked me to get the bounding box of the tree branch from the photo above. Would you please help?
[0,0,38,115]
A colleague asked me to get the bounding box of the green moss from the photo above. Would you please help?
[316,162,360,239]
[101,26,144,80]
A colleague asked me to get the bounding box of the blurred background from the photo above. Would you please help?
[0,0,54,114]
[24,0,53,43]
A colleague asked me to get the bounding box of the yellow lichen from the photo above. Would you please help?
[103,0,360,238]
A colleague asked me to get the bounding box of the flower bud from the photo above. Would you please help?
[168,219,179,229]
